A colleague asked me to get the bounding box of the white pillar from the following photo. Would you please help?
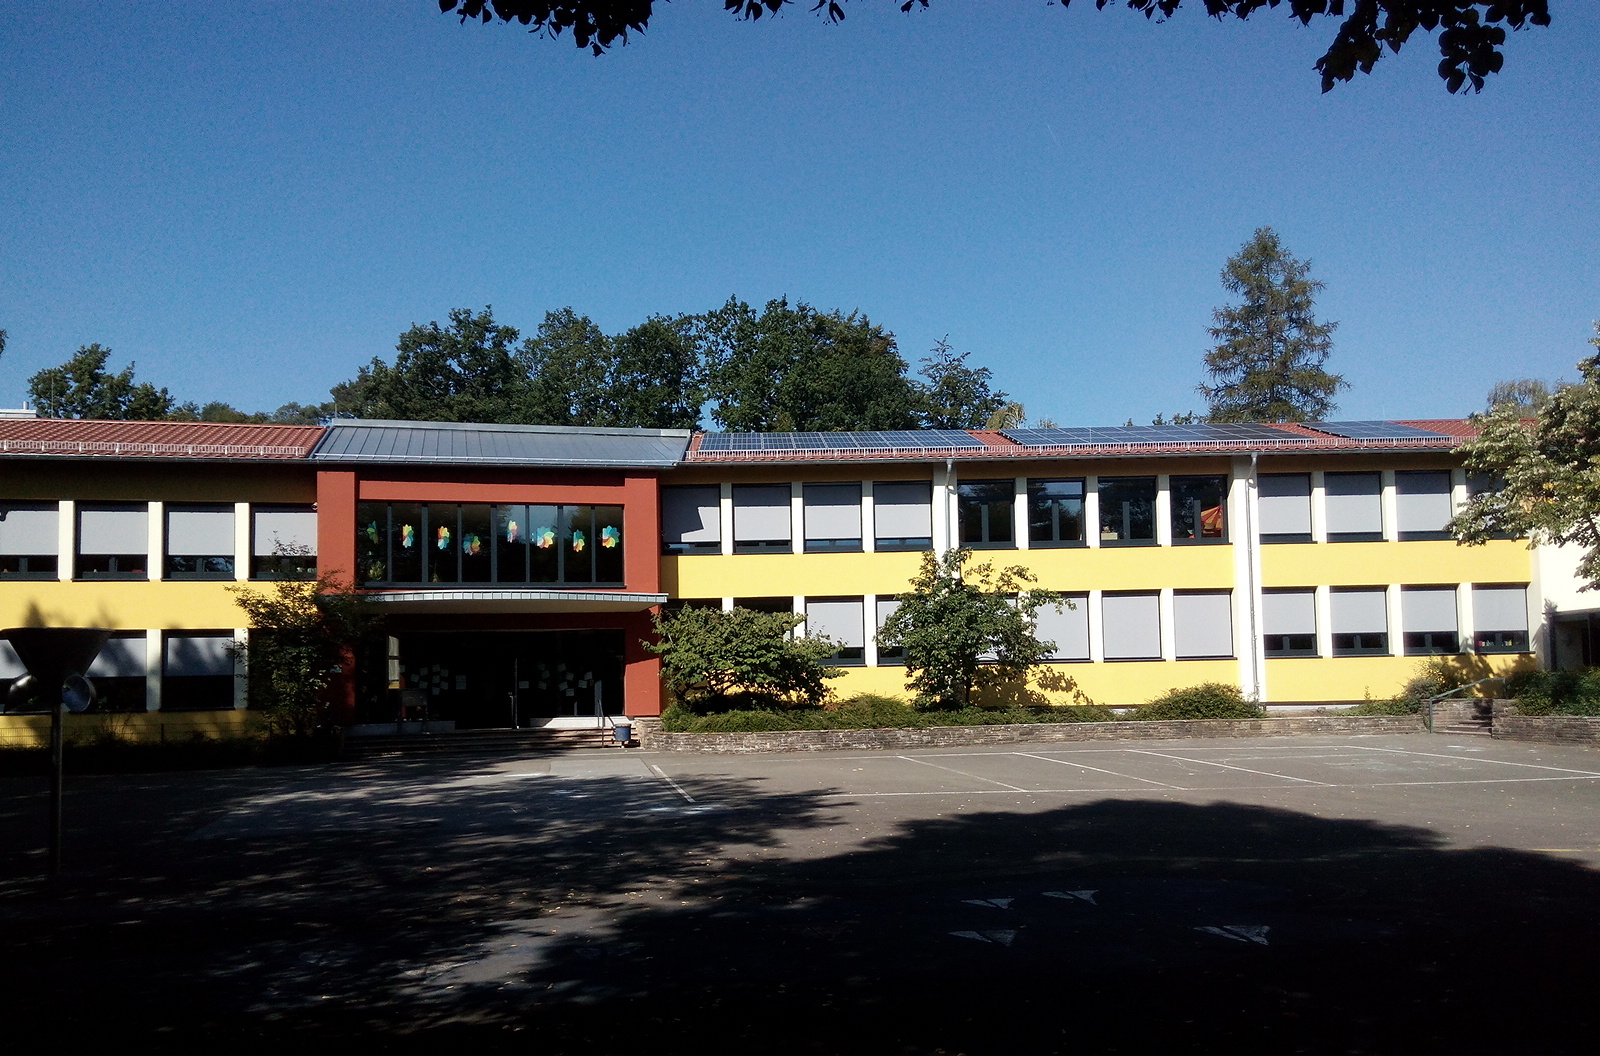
[790,481,804,555]
[1309,471,1328,543]
[1381,470,1399,543]
[863,593,878,666]
[234,502,251,582]
[57,499,74,582]
[1158,588,1177,661]
[233,627,249,708]
[1386,583,1404,656]
[1230,456,1264,700]
[1155,475,1173,547]
[721,597,734,612]
[1087,589,1106,663]
[1084,476,1101,549]
[1315,585,1334,659]
[1456,582,1475,655]
[1013,477,1029,551]
[718,483,734,556]
[861,480,876,554]
[1450,467,1468,518]
[144,631,163,712]
[147,501,163,582]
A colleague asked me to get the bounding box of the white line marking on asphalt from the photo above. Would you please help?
[817,773,1600,798]
[898,755,1032,792]
[1043,890,1097,904]
[1126,749,1332,785]
[950,930,1016,946]
[1197,925,1269,945]
[962,898,1014,909]
[1014,752,1187,789]
[1352,744,1600,777]
[648,764,696,803]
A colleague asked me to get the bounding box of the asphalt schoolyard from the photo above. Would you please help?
[2,733,1598,1054]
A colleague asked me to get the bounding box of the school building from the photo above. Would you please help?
[0,414,1557,742]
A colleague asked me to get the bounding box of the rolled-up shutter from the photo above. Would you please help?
[167,507,235,556]
[1264,591,1316,635]
[1174,591,1233,659]
[803,484,862,542]
[164,634,235,677]
[1396,472,1453,538]
[253,508,318,555]
[1402,587,1458,632]
[1035,596,1089,660]
[873,482,933,540]
[88,635,148,677]
[732,486,792,543]
[79,507,148,555]
[1331,589,1387,634]
[1103,593,1160,660]
[1325,473,1382,537]
[0,505,58,555]
[1472,586,1528,631]
[661,487,721,546]
[804,598,865,648]
[1258,475,1311,537]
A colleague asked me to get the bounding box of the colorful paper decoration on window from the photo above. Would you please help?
[600,524,620,548]
[401,524,415,548]
[365,521,379,543]
[463,533,483,555]
[505,519,520,543]
[571,529,586,552]
[535,526,555,549]
[1201,505,1225,537]
[436,525,451,549]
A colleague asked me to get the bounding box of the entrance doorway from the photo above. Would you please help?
[393,630,625,729]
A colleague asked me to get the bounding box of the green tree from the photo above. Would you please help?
[1450,323,1600,587]
[1486,377,1555,413]
[700,297,922,432]
[27,343,179,420]
[521,307,613,425]
[918,337,1008,430]
[646,605,843,710]
[877,548,1067,710]
[229,565,376,739]
[332,306,528,422]
[1200,227,1345,424]
[604,315,705,429]
[443,1,1550,94]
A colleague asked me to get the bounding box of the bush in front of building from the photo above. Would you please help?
[1133,683,1264,721]
[1347,658,1476,716]
[1506,669,1600,716]
[649,606,844,713]
[659,693,1114,732]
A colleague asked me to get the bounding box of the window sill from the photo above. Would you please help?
[1171,538,1229,546]
[1327,533,1385,543]
[1097,539,1157,547]
[1026,540,1088,549]
[1176,654,1235,661]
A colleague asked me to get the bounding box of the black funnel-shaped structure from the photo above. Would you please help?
[5,627,111,689]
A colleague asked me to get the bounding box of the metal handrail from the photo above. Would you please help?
[1425,678,1506,733]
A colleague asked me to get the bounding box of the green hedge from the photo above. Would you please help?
[660,694,1115,733]
[1131,683,1263,721]
[1508,669,1600,716]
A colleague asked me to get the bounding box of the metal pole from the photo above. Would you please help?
[49,697,63,878]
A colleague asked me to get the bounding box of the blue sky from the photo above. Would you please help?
[2,2,1595,425]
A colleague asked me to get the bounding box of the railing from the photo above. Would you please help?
[1425,678,1506,733]
[0,439,309,458]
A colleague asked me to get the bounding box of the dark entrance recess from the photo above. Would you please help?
[381,630,625,730]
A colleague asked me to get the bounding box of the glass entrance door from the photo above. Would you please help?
[391,630,624,729]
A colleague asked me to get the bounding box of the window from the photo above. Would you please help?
[661,486,721,554]
[1396,472,1453,541]
[1027,479,1085,547]
[165,505,235,580]
[873,481,933,551]
[1263,590,1318,657]
[875,597,905,665]
[1331,589,1389,655]
[1258,474,1312,543]
[1467,474,1517,539]
[1102,592,1160,660]
[1402,587,1460,654]
[805,597,865,665]
[1473,585,1530,653]
[76,505,149,579]
[357,503,623,586]
[1325,472,1383,542]
[0,503,58,578]
[1174,591,1233,659]
[162,633,235,711]
[87,633,148,713]
[1034,594,1089,661]
[958,480,1014,547]
[1170,476,1227,543]
[732,485,792,554]
[1097,477,1156,545]
[803,484,862,553]
[252,506,317,579]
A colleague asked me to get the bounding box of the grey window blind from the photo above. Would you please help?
[1174,591,1233,658]
[1035,595,1089,660]
[661,486,721,545]
[167,507,235,556]
[1330,589,1388,634]
[1102,593,1160,660]
[1402,588,1458,632]
[1325,473,1382,536]
[875,596,901,634]
[1396,472,1453,536]
[78,506,148,555]
[253,508,318,555]
[1258,475,1311,536]
[88,636,147,678]
[0,505,58,555]
[873,481,933,539]
[732,485,792,542]
[0,641,25,678]
[803,484,862,541]
[1472,586,1528,631]
[1263,590,1316,635]
[164,634,235,677]
[805,598,865,648]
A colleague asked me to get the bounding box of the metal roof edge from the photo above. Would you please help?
[326,419,693,440]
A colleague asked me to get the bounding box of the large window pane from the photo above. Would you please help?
[390,503,423,583]
[1027,480,1084,547]
[805,597,865,665]
[1331,588,1388,655]
[1396,471,1453,540]
[563,505,595,583]
[1098,478,1156,544]
[162,633,235,712]
[1473,585,1529,654]
[1170,476,1227,543]
[460,504,493,583]
[958,480,1014,546]
[733,485,792,553]
[1103,592,1160,660]
[0,503,59,578]
[1035,595,1089,660]
[76,505,148,579]
[661,486,721,553]
[1325,473,1383,541]
[875,596,905,665]
[874,481,933,551]
[1174,591,1233,658]
[528,504,560,583]
[1263,590,1317,657]
[165,505,235,580]
[594,505,624,583]
[357,503,388,583]
[427,504,459,582]
[495,504,531,583]
[803,483,862,552]
[1258,474,1312,543]
[253,506,317,579]
[1402,587,1459,655]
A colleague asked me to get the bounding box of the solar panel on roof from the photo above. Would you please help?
[699,431,985,453]
[1002,423,1295,447]
[1311,421,1453,441]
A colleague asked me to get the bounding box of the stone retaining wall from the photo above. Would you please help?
[1492,715,1600,745]
[639,715,1424,754]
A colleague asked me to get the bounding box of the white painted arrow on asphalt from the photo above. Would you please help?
[950,930,1017,946]
[1043,890,1097,904]
[961,898,1014,909]
[1196,925,1270,945]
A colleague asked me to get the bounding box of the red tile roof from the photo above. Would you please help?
[0,418,323,460]
[1395,419,1478,438]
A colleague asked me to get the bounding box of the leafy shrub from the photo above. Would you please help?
[1349,658,1476,715]
[659,692,1114,732]
[1133,683,1263,721]
[1507,669,1600,716]
[647,607,842,712]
